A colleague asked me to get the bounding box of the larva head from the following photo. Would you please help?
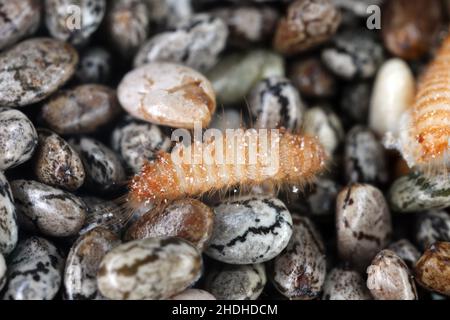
[128,154,179,206]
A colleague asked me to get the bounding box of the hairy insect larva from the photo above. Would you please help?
[386,33,450,172]
[127,130,326,208]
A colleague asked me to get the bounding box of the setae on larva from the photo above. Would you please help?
[386,33,450,173]
[95,128,327,226]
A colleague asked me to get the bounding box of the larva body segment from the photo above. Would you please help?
[128,130,326,206]
[389,33,450,171]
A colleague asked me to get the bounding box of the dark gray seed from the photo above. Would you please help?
[146,0,192,29]
[388,239,421,270]
[0,38,78,107]
[271,215,326,300]
[33,129,85,191]
[3,237,64,300]
[42,85,121,135]
[210,6,279,48]
[80,197,123,236]
[70,137,126,193]
[11,180,87,237]
[206,196,293,264]
[204,263,266,300]
[248,76,305,131]
[345,126,388,185]
[0,172,18,255]
[76,47,112,84]
[0,108,38,171]
[322,30,384,80]
[111,118,171,174]
[0,0,42,50]
[415,210,450,251]
[134,14,228,72]
[64,227,121,300]
[340,82,371,125]
[106,0,150,58]
[45,0,106,45]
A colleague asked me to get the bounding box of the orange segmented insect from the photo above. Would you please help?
[387,32,450,173]
[101,129,327,226]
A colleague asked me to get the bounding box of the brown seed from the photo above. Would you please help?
[367,250,418,300]
[336,184,392,271]
[0,38,78,107]
[271,215,326,300]
[42,85,121,135]
[33,129,85,191]
[124,199,214,251]
[273,0,341,55]
[382,0,443,60]
[288,57,336,98]
[415,242,450,296]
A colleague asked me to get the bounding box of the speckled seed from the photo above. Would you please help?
[0,108,38,171]
[303,106,344,156]
[367,250,418,300]
[171,289,216,300]
[210,6,279,47]
[80,197,122,235]
[146,0,192,29]
[111,118,171,173]
[134,14,228,72]
[125,199,214,251]
[340,82,371,125]
[388,239,421,270]
[298,177,341,217]
[42,85,121,135]
[118,63,216,129]
[0,172,18,255]
[3,237,64,300]
[322,267,372,300]
[322,30,384,80]
[249,76,305,131]
[382,0,443,60]
[76,47,112,84]
[204,263,266,300]
[0,0,42,50]
[0,38,78,107]
[0,253,6,291]
[97,237,202,300]
[65,227,121,300]
[272,215,326,300]
[11,180,87,237]
[415,242,450,296]
[70,137,126,193]
[333,0,383,17]
[33,129,85,191]
[106,0,150,58]
[369,59,415,137]
[344,126,388,185]
[273,0,341,55]
[336,184,392,271]
[208,50,284,105]
[415,211,450,251]
[45,0,106,45]
[389,172,450,213]
[206,196,293,265]
[288,57,336,98]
